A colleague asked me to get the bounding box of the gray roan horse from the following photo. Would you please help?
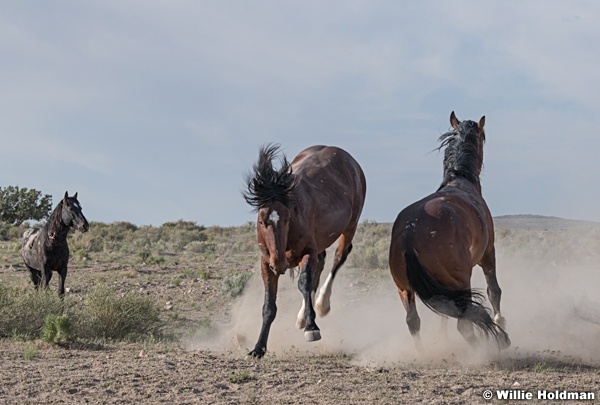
[21,192,89,297]
[243,144,366,358]
[389,112,510,351]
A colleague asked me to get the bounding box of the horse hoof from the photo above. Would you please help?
[304,330,321,342]
[499,334,511,350]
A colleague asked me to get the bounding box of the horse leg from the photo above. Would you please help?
[298,252,320,342]
[438,315,449,339]
[249,259,280,358]
[27,266,42,289]
[41,267,53,289]
[296,251,325,329]
[399,289,422,352]
[58,266,68,298]
[479,249,506,328]
[457,316,478,347]
[315,233,354,317]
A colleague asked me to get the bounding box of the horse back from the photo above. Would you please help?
[291,145,366,249]
[391,185,493,285]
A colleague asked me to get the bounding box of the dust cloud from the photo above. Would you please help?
[189,227,600,367]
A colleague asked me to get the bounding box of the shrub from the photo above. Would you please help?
[222,272,253,297]
[0,284,64,338]
[74,286,162,341]
[41,314,74,344]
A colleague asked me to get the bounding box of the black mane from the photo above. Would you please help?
[437,120,485,189]
[243,144,296,210]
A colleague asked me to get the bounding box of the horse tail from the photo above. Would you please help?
[404,249,510,348]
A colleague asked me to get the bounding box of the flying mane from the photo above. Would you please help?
[437,120,485,190]
[243,144,296,210]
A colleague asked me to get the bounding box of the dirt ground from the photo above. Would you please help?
[2,222,600,404]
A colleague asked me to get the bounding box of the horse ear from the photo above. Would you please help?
[64,191,69,200]
[73,192,78,199]
[479,116,485,129]
[450,111,460,129]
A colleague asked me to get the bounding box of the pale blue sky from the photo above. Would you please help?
[1,1,599,226]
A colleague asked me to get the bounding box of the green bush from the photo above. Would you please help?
[41,314,74,344]
[74,286,162,341]
[222,272,253,297]
[0,284,64,339]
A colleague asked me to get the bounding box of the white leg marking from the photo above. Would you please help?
[295,291,315,329]
[315,272,333,317]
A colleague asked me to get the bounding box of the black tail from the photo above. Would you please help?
[404,250,510,349]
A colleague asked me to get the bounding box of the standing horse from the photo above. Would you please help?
[243,144,366,358]
[21,192,89,297]
[389,112,510,350]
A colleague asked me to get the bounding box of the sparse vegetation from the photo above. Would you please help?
[22,346,38,360]
[41,314,74,345]
[222,272,253,297]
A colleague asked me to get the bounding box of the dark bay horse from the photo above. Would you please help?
[21,192,89,297]
[389,112,510,350]
[243,144,366,357]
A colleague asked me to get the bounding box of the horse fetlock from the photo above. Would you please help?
[314,295,331,317]
[494,314,507,329]
[304,329,321,342]
[295,317,306,329]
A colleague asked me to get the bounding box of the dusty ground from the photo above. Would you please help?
[2,218,600,404]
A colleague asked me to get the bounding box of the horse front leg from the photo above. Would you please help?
[58,265,68,299]
[41,266,53,290]
[249,259,280,358]
[298,252,320,342]
[479,248,506,329]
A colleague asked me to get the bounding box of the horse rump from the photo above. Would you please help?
[404,249,510,349]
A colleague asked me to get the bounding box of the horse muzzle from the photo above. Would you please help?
[76,220,90,233]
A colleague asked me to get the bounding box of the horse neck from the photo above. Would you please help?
[44,203,70,242]
[439,176,482,195]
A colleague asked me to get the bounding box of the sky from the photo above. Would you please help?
[1,1,599,227]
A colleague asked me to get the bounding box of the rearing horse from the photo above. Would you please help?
[21,192,89,297]
[243,144,366,358]
[389,112,510,350]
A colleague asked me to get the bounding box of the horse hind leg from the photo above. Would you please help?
[480,253,506,329]
[457,317,478,347]
[399,289,423,352]
[27,266,42,289]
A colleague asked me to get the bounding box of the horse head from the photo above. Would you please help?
[438,112,486,188]
[244,144,297,274]
[61,191,89,232]
[257,201,291,274]
[449,111,486,160]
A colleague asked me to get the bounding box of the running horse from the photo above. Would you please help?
[389,112,510,350]
[21,192,89,297]
[243,144,366,358]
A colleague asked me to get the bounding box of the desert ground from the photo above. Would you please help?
[1,215,600,404]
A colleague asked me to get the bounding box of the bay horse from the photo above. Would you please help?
[243,144,366,358]
[21,192,89,297]
[389,112,510,350]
